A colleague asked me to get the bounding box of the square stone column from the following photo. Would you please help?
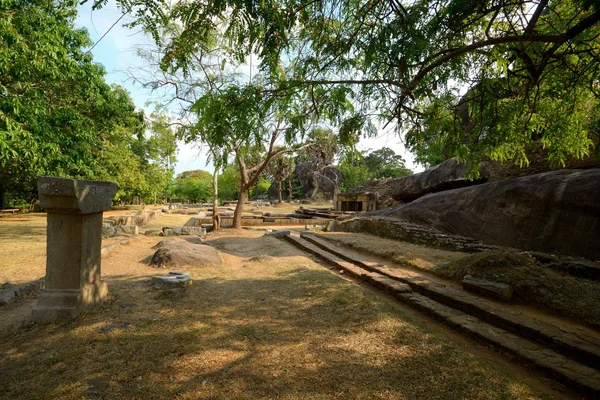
[32,177,117,322]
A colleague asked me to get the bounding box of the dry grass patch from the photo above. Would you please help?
[435,250,600,329]
[319,231,465,271]
[0,230,555,399]
[0,215,142,285]
[142,213,196,231]
[0,215,48,284]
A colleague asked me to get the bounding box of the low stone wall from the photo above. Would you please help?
[106,209,162,226]
[185,217,332,227]
[102,209,162,238]
[331,217,495,253]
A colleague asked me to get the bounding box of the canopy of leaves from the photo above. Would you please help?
[113,0,600,170]
[170,169,213,202]
[0,0,176,206]
[338,147,412,190]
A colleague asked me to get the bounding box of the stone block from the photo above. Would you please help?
[152,271,192,288]
[37,176,117,214]
[116,225,139,235]
[265,230,291,238]
[102,225,118,238]
[32,177,116,323]
[462,275,514,302]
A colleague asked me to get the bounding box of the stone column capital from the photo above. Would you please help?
[37,176,117,214]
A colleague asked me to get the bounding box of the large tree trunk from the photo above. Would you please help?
[212,169,219,231]
[233,188,247,229]
[287,175,293,202]
[277,180,283,203]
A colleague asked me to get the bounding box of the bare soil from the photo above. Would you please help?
[0,223,574,399]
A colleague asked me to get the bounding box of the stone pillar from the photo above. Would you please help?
[32,177,117,322]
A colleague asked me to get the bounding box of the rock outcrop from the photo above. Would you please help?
[391,159,487,202]
[295,162,342,200]
[370,169,600,260]
[150,239,222,268]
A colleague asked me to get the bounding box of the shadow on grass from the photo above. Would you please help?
[0,223,46,242]
[0,264,540,400]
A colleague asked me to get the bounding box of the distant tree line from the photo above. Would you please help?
[170,137,412,204]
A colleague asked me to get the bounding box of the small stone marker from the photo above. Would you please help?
[300,231,316,238]
[265,229,291,238]
[152,271,192,288]
[461,275,514,302]
[32,176,116,322]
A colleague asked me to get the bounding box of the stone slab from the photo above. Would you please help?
[162,227,206,237]
[265,230,291,238]
[462,275,514,302]
[37,176,116,214]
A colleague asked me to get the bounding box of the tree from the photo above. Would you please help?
[363,147,412,179]
[267,149,295,203]
[338,149,369,191]
[217,165,240,201]
[0,0,176,208]
[111,0,600,171]
[170,170,213,203]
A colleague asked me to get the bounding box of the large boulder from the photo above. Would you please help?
[295,162,342,200]
[391,159,487,202]
[373,169,600,260]
[150,239,222,268]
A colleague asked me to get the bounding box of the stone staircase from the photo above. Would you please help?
[278,231,600,396]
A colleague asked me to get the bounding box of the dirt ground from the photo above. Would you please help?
[0,215,581,399]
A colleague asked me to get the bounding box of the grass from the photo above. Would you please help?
[0,215,47,284]
[434,250,600,328]
[319,232,465,271]
[0,213,155,285]
[319,232,600,329]
[0,229,555,399]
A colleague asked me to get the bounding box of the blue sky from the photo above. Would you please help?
[75,2,423,175]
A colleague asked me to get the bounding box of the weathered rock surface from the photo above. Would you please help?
[373,169,600,260]
[150,239,221,268]
[162,226,206,237]
[462,275,514,302]
[295,162,342,200]
[391,159,487,202]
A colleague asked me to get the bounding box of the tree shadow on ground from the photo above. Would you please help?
[0,262,544,400]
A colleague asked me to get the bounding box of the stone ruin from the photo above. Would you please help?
[32,176,116,322]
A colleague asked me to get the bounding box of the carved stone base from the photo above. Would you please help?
[31,282,108,322]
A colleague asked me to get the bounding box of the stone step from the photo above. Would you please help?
[283,233,600,396]
[302,233,600,371]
